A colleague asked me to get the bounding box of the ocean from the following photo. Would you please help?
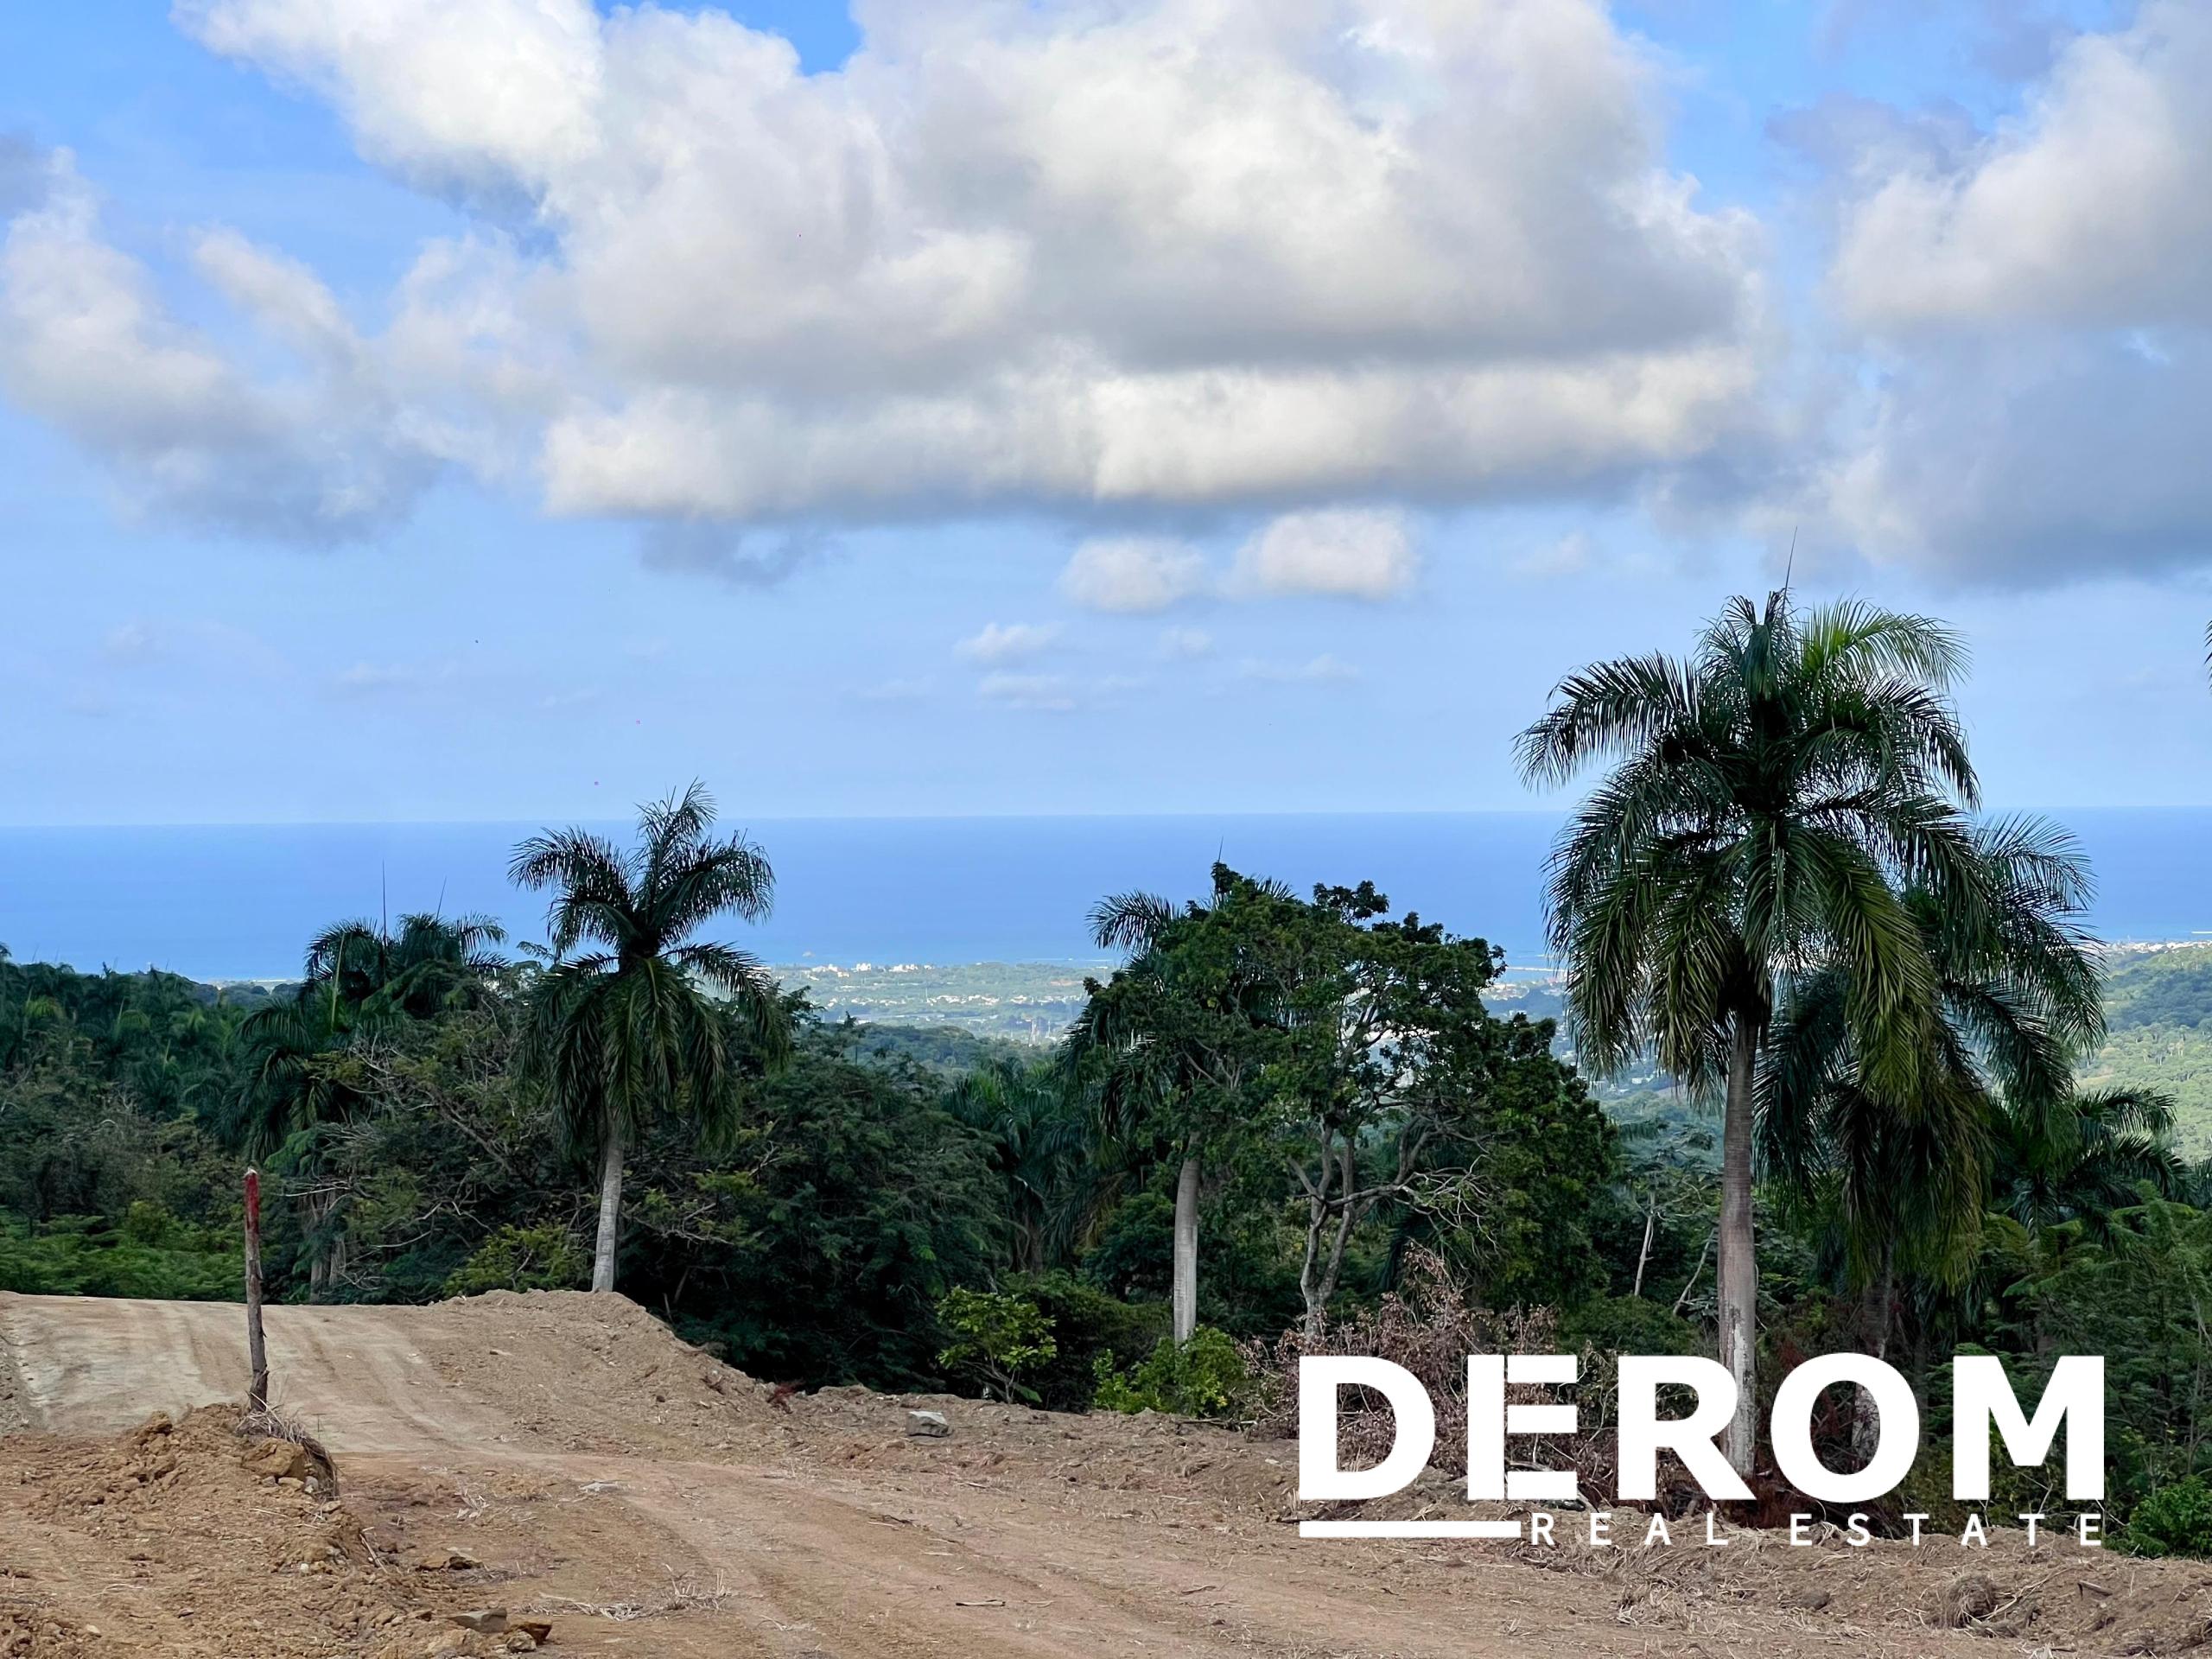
[0,809,2207,982]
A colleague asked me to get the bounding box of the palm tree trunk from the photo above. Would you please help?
[591,1130,624,1294]
[1171,1154,1200,1345]
[1718,1014,1760,1477]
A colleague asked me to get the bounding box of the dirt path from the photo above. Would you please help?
[2,1291,2190,1657]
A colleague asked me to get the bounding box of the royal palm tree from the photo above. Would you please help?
[511,784,792,1294]
[1519,591,1990,1474]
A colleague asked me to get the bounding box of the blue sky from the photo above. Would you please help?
[3,0,2209,825]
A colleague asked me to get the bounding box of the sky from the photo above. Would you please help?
[3,0,2210,825]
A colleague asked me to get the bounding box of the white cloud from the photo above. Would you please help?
[976,671,1077,712]
[1832,2,2212,332]
[976,671,1145,712]
[1801,1,2212,584]
[328,658,461,699]
[1158,626,1214,660]
[1060,538,1207,613]
[1231,508,1416,600]
[143,0,1769,534]
[956,620,1062,665]
[0,149,446,539]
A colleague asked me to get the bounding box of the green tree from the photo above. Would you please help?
[301,912,508,1019]
[226,912,507,1299]
[1519,591,1986,1473]
[1992,1084,2183,1231]
[937,1287,1058,1402]
[1068,868,1308,1344]
[511,783,793,1293]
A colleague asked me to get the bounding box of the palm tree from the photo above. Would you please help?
[230,992,377,1298]
[1761,817,2106,1449]
[1518,591,1989,1474]
[511,784,793,1294]
[1993,1084,2183,1230]
[946,1056,1098,1275]
[302,912,507,1019]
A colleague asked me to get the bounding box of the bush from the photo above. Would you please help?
[0,1209,240,1300]
[2122,1477,2212,1558]
[1013,1271,1169,1411]
[1092,1325,1249,1419]
[444,1224,588,1296]
[1560,1294,1702,1358]
[937,1287,1058,1402]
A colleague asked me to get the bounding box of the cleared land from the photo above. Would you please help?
[3,1290,2205,1657]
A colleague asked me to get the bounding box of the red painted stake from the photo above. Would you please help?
[244,1166,268,1413]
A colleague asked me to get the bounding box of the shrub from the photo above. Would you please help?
[1092,1325,1250,1419]
[1013,1271,1169,1411]
[2122,1477,2212,1558]
[444,1224,588,1296]
[0,1209,240,1300]
[937,1287,1058,1402]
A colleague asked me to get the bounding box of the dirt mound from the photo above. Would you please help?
[401,1288,786,1458]
[2,1403,556,1657]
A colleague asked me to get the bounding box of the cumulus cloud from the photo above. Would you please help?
[149,0,1769,535]
[0,149,447,540]
[956,621,1062,664]
[1158,626,1214,659]
[1230,508,1416,600]
[1802,1,2212,584]
[1832,2,2212,331]
[1060,538,1207,613]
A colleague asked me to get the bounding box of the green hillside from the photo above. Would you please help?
[2082,945,2212,1154]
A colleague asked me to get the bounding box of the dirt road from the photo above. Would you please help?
[1,1290,2193,1656]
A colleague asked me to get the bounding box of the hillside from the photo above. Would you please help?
[2082,944,2212,1153]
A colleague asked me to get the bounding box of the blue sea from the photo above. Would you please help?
[0,810,2207,982]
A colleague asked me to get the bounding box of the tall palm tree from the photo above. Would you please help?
[511,783,792,1294]
[1518,591,1989,1474]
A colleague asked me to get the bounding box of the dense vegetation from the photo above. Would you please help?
[10,593,2212,1550]
[2083,948,2212,1153]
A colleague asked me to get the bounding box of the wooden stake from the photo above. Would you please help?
[244,1166,268,1413]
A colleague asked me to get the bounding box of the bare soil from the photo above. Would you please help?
[3,1288,2208,1656]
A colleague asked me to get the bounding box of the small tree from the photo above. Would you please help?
[937,1287,1058,1402]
